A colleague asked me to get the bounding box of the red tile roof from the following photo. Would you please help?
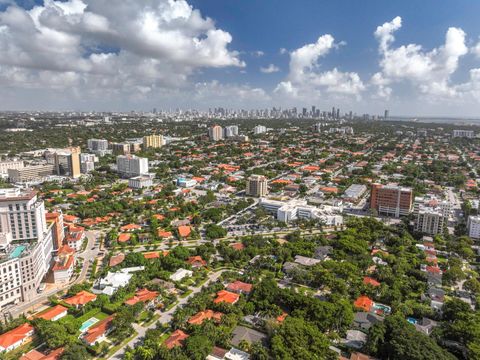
[83,316,114,345]
[226,280,253,294]
[117,233,131,243]
[187,310,223,325]
[64,290,97,306]
[20,348,64,360]
[363,277,381,287]
[0,323,34,350]
[354,296,374,312]
[109,253,125,267]
[125,289,159,306]
[164,329,189,349]
[34,305,68,321]
[187,256,206,267]
[213,290,240,304]
[178,225,191,238]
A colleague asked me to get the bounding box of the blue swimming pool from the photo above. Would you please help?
[79,317,99,332]
[9,245,26,259]
[407,317,418,324]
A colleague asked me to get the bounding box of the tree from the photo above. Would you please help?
[184,334,213,360]
[205,224,227,240]
[61,344,90,360]
[270,317,335,360]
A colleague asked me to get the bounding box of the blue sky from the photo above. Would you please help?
[1,0,480,116]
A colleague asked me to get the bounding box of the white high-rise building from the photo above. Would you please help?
[0,189,54,311]
[224,125,239,138]
[116,155,149,178]
[0,189,47,242]
[413,195,451,235]
[208,125,224,141]
[80,153,96,174]
[0,159,24,176]
[253,125,267,135]
[467,215,480,239]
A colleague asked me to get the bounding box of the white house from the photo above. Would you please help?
[170,268,193,282]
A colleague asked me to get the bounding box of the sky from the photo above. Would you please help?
[1,0,480,116]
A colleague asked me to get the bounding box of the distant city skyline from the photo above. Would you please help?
[1,1,480,117]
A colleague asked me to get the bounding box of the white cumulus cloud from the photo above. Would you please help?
[260,64,280,73]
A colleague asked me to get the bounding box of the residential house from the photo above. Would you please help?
[64,290,97,308]
[164,329,189,349]
[187,256,207,268]
[170,268,193,282]
[0,323,34,353]
[33,305,68,322]
[226,281,253,295]
[188,310,223,325]
[82,316,114,346]
[124,288,160,309]
[214,290,240,305]
[353,312,384,331]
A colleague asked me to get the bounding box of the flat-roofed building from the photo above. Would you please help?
[8,164,55,183]
[370,183,413,217]
[143,134,164,149]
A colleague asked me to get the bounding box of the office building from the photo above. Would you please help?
[384,110,389,120]
[7,164,55,183]
[0,159,24,176]
[80,153,96,174]
[116,155,149,178]
[87,139,109,152]
[260,198,343,225]
[467,215,480,239]
[224,126,239,138]
[111,142,131,155]
[128,176,153,189]
[0,189,54,311]
[143,134,165,149]
[208,125,224,141]
[253,125,267,135]
[452,129,474,138]
[370,184,413,217]
[413,195,450,235]
[45,147,81,178]
[246,175,268,197]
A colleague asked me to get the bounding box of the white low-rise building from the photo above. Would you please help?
[170,268,193,282]
[259,198,343,226]
[129,176,153,189]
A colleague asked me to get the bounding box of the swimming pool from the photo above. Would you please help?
[407,317,418,324]
[372,303,392,315]
[79,317,99,332]
[9,245,26,259]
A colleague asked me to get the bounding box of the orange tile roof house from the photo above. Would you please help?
[117,233,131,243]
[187,256,207,268]
[20,347,64,360]
[120,223,142,232]
[177,225,191,238]
[230,242,245,251]
[64,290,97,308]
[354,296,374,312]
[164,329,189,349]
[363,277,381,287]
[226,281,253,295]
[82,316,114,346]
[214,290,240,305]
[0,323,34,352]
[109,253,126,267]
[125,289,159,307]
[33,305,68,322]
[187,310,223,325]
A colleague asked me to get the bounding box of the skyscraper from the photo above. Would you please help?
[116,155,149,178]
[208,125,224,141]
[246,175,268,197]
[384,110,389,120]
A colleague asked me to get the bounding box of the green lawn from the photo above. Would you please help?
[77,308,109,324]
